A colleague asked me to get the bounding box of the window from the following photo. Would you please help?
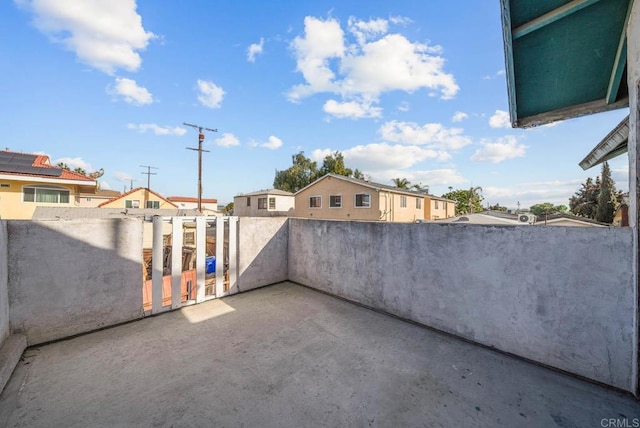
[269,197,276,210]
[23,186,70,204]
[355,193,370,208]
[329,195,342,208]
[258,197,267,209]
[416,198,422,209]
[125,199,140,209]
[309,196,321,208]
[400,196,407,208]
[247,197,251,207]
[184,231,195,245]
[435,200,439,209]
[146,200,160,209]
[0,183,9,188]
[86,197,92,201]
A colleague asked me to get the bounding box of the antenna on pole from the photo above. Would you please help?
[140,165,158,190]
[184,122,217,212]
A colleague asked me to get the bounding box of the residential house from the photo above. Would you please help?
[292,174,441,222]
[0,150,96,219]
[234,189,294,217]
[424,195,456,220]
[167,196,219,215]
[99,187,177,210]
[77,189,122,207]
[534,213,608,227]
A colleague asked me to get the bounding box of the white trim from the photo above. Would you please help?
[22,184,71,204]
[329,194,342,209]
[0,173,95,186]
[400,195,407,208]
[257,197,268,210]
[309,195,322,209]
[354,193,371,208]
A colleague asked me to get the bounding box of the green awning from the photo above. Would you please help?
[501,0,632,127]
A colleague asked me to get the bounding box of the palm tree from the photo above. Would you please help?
[468,186,483,214]
[391,178,411,189]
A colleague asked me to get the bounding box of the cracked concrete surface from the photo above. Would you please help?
[1,282,639,427]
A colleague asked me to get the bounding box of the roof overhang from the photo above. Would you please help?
[579,115,629,169]
[501,0,633,128]
[0,173,96,186]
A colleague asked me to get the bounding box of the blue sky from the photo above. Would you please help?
[0,0,629,208]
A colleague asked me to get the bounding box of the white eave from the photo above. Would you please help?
[0,173,96,186]
[579,115,629,170]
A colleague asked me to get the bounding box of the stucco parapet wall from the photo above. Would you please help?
[7,218,144,345]
[287,219,636,392]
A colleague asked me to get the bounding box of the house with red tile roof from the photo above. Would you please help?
[0,150,97,219]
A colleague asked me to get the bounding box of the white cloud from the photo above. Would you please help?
[114,171,134,182]
[379,120,472,150]
[316,143,440,171]
[483,69,506,80]
[17,0,155,74]
[451,111,468,122]
[482,180,585,209]
[100,181,112,190]
[397,101,410,112]
[108,77,153,105]
[323,99,382,119]
[52,156,93,171]
[389,15,413,26]
[127,123,186,135]
[196,79,225,108]
[214,133,240,147]
[255,136,283,150]
[470,136,527,163]
[374,168,466,187]
[287,16,458,116]
[489,110,511,128]
[247,38,264,62]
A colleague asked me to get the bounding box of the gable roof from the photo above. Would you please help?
[236,189,294,197]
[0,150,96,184]
[501,0,632,127]
[294,174,455,201]
[98,187,178,208]
[579,115,629,170]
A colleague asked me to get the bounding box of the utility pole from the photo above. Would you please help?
[140,165,158,190]
[184,122,217,212]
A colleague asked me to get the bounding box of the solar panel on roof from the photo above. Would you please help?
[0,152,62,176]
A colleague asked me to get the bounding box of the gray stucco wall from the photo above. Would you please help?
[288,219,636,392]
[0,221,8,344]
[237,217,288,291]
[8,219,143,345]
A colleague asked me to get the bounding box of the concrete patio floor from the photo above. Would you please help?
[1,281,639,427]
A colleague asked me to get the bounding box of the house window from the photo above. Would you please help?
[23,186,70,203]
[400,196,407,208]
[416,198,422,209]
[125,199,140,209]
[355,193,370,208]
[269,197,276,209]
[329,195,342,208]
[247,197,251,207]
[309,196,322,208]
[86,197,92,201]
[435,200,439,209]
[146,200,160,209]
[258,197,267,209]
[184,231,195,245]
[0,183,9,188]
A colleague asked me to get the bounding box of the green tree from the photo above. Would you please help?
[222,202,234,215]
[352,169,364,179]
[596,161,618,223]
[273,151,319,193]
[529,202,567,217]
[442,188,484,215]
[570,177,599,219]
[391,178,411,189]
[488,203,508,212]
[318,151,353,177]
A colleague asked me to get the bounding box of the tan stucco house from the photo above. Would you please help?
[234,189,294,217]
[77,189,122,207]
[292,174,454,222]
[99,187,177,210]
[0,150,97,219]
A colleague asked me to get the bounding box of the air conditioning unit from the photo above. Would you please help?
[518,213,536,224]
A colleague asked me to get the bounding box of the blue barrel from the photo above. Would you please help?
[205,256,216,274]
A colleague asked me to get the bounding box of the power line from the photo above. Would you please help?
[183,122,217,212]
[140,165,158,190]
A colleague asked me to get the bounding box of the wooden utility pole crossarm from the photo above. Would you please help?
[184,122,217,212]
